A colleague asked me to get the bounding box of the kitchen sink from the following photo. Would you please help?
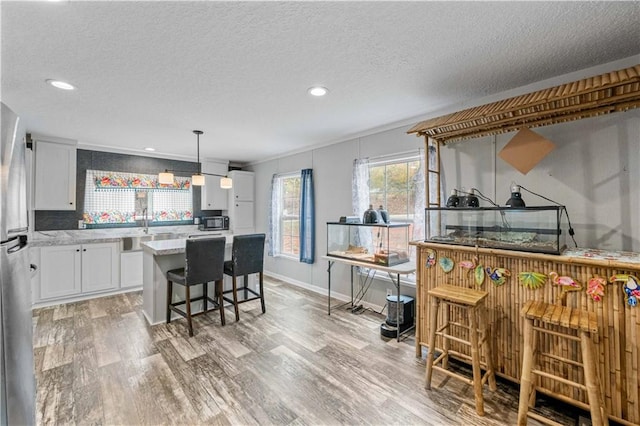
[121,232,180,251]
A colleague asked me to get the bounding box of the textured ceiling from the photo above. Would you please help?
[2,1,639,164]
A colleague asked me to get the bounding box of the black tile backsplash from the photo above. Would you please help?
[35,149,222,231]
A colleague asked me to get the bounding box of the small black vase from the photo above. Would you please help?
[363,204,381,224]
[446,189,460,207]
[378,205,389,223]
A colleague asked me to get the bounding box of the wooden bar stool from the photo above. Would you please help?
[425,284,497,416]
[517,300,608,426]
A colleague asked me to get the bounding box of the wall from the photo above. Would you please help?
[34,149,224,230]
[441,110,640,252]
[250,127,424,311]
[248,57,640,311]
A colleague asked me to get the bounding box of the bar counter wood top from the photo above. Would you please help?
[411,241,640,425]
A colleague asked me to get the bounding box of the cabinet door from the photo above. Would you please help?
[120,251,143,289]
[232,201,254,230]
[202,175,229,210]
[201,161,229,210]
[34,140,77,210]
[40,245,81,300]
[229,171,254,202]
[81,243,118,293]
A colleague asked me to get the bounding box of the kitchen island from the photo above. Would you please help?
[141,235,233,325]
[412,241,640,424]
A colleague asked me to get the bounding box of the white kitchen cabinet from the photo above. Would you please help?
[33,138,77,210]
[120,251,143,289]
[82,243,119,293]
[38,242,119,301]
[230,201,255,233]
[228,170,254,202]
[39,244,82,300]
[201,160,229,210]
[227,171,255,234]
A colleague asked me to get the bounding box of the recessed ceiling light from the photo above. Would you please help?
[45,79,75,90]
[144,147,156,152]
[308,86,328,97]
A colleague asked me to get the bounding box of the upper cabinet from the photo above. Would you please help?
[33,136,77,210]
[201,160,229,210]
[229,170,254,202]
[227,170,255,234]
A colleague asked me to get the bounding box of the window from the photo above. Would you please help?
[271,172,301,258]
[83,170,193,226]
[353,153,425,282]
[369,157,422,227]
[280,174,301,257]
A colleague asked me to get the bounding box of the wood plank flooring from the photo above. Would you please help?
[33,276,589,425]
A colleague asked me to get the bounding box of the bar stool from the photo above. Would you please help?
[166,237,226,337]
[222,233,266,321]
[425,284,497,416]
[517,300,608,425]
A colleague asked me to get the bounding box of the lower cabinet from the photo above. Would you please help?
[120,251,143,289]
[38,242,119,301]
[39,245,81,300]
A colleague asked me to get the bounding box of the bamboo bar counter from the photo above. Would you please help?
[412,241,640,425]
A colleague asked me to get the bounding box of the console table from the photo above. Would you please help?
[322,255,416,341]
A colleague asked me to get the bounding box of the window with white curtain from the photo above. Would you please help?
[82,169,193,225]
[270,172,302,258]
[352,152,425,282]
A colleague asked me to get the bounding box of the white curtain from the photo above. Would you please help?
[352,158,370,219]
[411,150,426,257]
[352,158,372,252]
[267,174,282,257]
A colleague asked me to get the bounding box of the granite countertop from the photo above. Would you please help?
[141,234,233,256]
[29,225,229,248]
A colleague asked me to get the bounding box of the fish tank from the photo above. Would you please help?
[424,206,568,255]
[326,222,411,266]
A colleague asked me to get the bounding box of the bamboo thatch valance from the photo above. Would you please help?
[408,64,640,144]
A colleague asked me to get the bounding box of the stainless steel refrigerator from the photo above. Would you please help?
[0,102,35,425]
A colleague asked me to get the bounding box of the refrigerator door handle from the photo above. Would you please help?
[6,235,27,253]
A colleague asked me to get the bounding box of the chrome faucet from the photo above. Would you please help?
[142,208,149,234]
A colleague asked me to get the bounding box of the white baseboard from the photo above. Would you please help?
[264,270,386,314]
[32,286,142,310]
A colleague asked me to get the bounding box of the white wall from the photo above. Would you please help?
[250,127,423,310]
[248,56,640,309]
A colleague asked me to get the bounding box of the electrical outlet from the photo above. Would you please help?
[386,288,393,296]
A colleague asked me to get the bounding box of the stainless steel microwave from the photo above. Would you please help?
[199,216,229,231]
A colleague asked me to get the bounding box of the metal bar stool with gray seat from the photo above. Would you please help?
[222,233,266,322]
[166,237,226,336]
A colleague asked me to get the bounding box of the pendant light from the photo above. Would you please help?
[191,130,204,186]
[220,176,233,189]
[157,130,233,189]
[158,171,174,185]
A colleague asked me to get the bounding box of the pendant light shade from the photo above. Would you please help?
[191,174,205,186]
[220,176,233,189]
[158,171,174,185]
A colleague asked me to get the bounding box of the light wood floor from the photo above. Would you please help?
[33,276,586,425]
